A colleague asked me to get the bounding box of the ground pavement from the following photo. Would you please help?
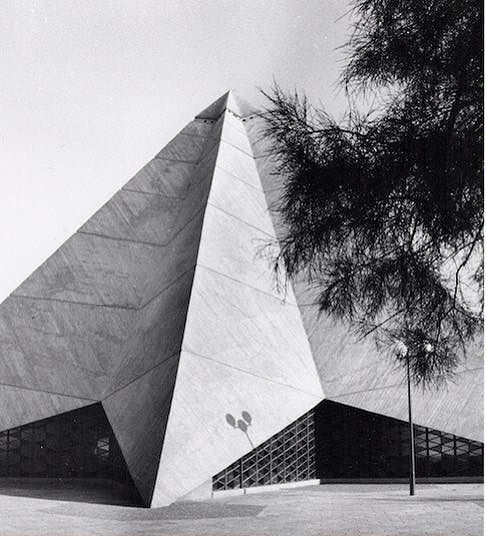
[0,482,482,536]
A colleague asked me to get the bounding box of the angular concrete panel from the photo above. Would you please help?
[0,384,93,432]
[102,355,180,505]
[150,99,323,505]
[182,267,318,390]
[105,268,196,395]
[2,93,302,507]
[152,349,322,506]
[0,107,223,438]
[123,158,196,197]
[0,295,130,399]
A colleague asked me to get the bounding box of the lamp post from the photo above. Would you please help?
[406,350,416,496]
[396,341,415,496]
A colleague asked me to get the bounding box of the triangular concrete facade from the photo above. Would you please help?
[150,104,323,506]
[0,91,323,506]
[1,91,480,506]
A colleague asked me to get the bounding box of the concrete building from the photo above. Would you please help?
[0,92,482,507]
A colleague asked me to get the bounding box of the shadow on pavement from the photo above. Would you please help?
[0,479,140,507]
[44,500,265,521]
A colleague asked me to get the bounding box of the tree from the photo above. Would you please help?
[262,0,483,385]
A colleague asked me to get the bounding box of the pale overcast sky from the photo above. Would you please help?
[0,0,354,302]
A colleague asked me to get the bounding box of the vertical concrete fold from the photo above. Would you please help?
[101,114,226,505]
[0,91,323,507]
[150,93,323,507]
[0,103,226,505]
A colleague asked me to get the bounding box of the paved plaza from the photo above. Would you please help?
[0,482,482,536]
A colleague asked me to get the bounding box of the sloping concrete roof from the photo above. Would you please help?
[0,92,323,506]
[0,92,482,507]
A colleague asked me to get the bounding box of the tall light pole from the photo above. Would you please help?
[396,341,415,496]
[406,350,416,496]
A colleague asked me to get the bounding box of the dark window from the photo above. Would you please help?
[213,400,483,490]
[0,403,142,504]
[213,410,315,490]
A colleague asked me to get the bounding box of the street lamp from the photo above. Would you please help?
[396,341,415,496]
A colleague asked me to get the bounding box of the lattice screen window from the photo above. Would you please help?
[414,427,484,477]
[213,409,315,491]
[0,403,135,488]
[213,400,483,491]
[317,400,484,480]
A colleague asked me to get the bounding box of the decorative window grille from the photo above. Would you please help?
[213,400,483,491]
[213,409,316,491]
[316,400,484,479]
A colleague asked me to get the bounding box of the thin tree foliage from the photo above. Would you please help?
[262,0,483,385]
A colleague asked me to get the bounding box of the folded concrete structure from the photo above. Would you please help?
[0,92,482,507]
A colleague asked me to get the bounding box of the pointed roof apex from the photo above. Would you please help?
[196,90,257,120]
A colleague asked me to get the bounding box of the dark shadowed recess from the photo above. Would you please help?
[0,403,143,506]
[213,400,484,490]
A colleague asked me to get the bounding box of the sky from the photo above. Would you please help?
[0,0,355,302]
